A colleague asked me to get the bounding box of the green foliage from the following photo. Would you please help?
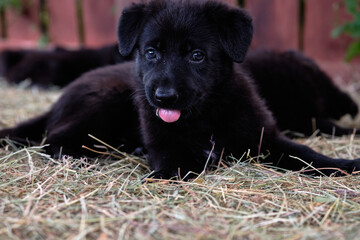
[0,0,20,9]
[332,0,360,61]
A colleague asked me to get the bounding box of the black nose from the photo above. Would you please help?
[155,87,178,103]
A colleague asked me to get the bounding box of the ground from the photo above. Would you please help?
[1,77,360,240]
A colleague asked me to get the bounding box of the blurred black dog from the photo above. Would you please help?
[1,0,359,179]
[244,50,359,136]
[0,44,130,87]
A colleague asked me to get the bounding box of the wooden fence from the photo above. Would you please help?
[0,0,356,62]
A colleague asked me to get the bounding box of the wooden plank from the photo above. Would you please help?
[6,0,41,41]
[0,39,39,51]
[82,0,117,47]
[47,0,79,47]
[304,0,354,61]
[245,0,299,50]
[113,0,141,43]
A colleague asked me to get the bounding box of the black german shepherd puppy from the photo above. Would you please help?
[244,50,359,137]
[0,44,130,87]
[1,0,359,178]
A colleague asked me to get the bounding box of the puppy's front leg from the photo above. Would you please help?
[146,145,208,180]
[146,151,188,179]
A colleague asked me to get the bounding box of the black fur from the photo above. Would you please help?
[0,63,142,156]
[1,0,360,179]
[243,49,359,136]
[1,48,357,137]
[0,44,130,87]
[1,47,357,137]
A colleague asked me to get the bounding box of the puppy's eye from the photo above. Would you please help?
[191,50,205,62]
[145,48,157,60]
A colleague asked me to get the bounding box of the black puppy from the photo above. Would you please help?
[244,49,359,136]
[0,62,142,157]
[1,48,357,137]
[1,0,359,178]
[0,44,130,87]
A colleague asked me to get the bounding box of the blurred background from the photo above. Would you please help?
[0,0,358,83]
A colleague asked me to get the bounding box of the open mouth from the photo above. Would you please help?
[156,108,181,123]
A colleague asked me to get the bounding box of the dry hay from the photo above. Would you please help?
[1,80,360,240]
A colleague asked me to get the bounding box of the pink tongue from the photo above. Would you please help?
[157,108,181,123]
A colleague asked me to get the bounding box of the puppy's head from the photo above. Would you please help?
[118,0,253,123]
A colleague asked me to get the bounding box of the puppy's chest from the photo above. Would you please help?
[159,119,232,150]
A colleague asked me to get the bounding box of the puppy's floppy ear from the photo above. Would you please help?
[117,3,147,56]
[206,3,253,63]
